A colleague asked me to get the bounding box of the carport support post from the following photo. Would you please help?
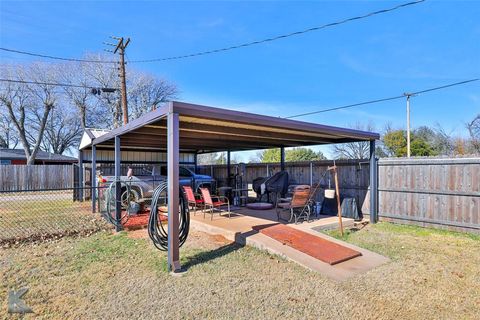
[91,145,97,213]
[167,111,181,272]
[226,151,231,186]
[369,140,378,223]
[280,147,286,197]
[115,136,123,232]
[194,153,198,173]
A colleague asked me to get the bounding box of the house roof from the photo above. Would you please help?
[79,128,110,150]
[0,149,77,162]
[80,101,379,153]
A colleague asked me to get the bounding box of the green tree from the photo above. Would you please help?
[260,148,280,162]
[285,148,326,162]
[382,129,437,157]
[383,130,407,157]
[409,139,435,156]
[259,147,326,163]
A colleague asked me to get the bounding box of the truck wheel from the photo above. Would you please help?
[121,188,139,208]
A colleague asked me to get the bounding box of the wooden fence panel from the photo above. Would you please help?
[0,165,74,191]
[198,159,370,213]
[378,158,480,233]
[198,157,479,233]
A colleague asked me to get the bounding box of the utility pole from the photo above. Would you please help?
[404,93,413,158]
[105,36,130,125]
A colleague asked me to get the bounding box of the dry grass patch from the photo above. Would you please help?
[0,191,108,243]
[1,223,479,319]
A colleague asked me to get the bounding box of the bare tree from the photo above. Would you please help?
[0,55,178,164]
[128,73,178,119]
[82,54,122,128]
[35,105,83,154]
[0,64,58,164]
[83,54,177,128]
[467,114,480,154]
[0,113,19,148]
[332,122,374,159]
[58,61,95,128]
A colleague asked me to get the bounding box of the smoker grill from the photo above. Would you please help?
[252,171,289,203]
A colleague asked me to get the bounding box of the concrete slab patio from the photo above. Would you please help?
[190,207,389,281]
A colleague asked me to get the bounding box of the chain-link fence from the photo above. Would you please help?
[0,187,110,245]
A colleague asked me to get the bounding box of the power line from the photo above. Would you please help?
[0,47,116,64]
[408,78,479,95]
[0,78,118,91]
[285,78,480,119]
[0,0,426,64]
[129,0,425,63]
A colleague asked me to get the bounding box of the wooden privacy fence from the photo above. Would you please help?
[378,158,479,233]
[198,159,371,214]
[198,157,480,233]
[0,164,74,191]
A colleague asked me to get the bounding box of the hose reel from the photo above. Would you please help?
[104,180,132,226]
[148,181,190,251]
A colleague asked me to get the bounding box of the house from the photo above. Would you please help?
[0,148,77,165]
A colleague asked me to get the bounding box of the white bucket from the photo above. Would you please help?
[324,189,335,199]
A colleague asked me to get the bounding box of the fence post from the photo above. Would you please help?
[78,151,84,201]
[369,140,378,223]
[310,161,313,186]
[91,145,97,213]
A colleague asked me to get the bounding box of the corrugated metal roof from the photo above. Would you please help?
[81,101,379,153]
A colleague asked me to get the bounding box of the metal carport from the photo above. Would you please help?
[80,101,380,272]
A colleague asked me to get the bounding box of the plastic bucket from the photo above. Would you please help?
[324,189,335,199]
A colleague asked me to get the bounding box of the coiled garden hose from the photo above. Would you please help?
[148,181,190,251]
[104,180,132,227]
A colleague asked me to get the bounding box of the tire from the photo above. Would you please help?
[121,187,140,208]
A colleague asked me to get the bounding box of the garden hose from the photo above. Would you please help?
[148,181,190,251]
[104,180,132,227]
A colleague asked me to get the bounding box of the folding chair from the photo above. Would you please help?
[200,187,230,220]
[183,186,204,215]
[276,185,311,224]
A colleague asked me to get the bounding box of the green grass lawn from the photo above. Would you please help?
[1,223,479,319]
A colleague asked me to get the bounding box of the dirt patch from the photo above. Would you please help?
[126,228,148,239]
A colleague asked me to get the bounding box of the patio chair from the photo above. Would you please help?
[276,185,311,224]
[183,186,204,215]
[200,187,230,220]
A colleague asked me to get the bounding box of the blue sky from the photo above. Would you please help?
[1,0,479,159]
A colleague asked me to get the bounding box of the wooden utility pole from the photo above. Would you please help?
[404,93,413,158]
[106,36,130,125]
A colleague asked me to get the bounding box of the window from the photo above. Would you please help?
[159,166,192,177]
[179,167,192,177]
